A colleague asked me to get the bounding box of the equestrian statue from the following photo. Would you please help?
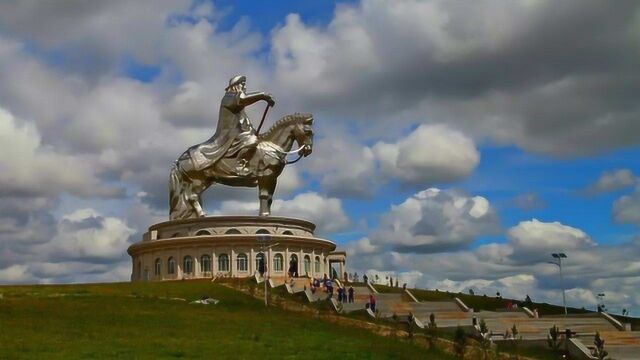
[169,75,314,220]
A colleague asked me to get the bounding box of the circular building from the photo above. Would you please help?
[127,216,347,281]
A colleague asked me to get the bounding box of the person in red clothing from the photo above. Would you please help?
[369,294,376,312]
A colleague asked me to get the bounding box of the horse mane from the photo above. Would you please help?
[259,113,311,139]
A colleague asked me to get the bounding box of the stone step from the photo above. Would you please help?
[599,331,640,346]
[483,315,619,340]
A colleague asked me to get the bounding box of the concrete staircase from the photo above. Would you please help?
[273,279,640,359]
[268,276,286,288]
[373,293,409,317]
[338,285,372,313]
[284,276,311,294]
[487,314,618,340]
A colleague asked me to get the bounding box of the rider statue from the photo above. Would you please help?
[170,74,313,220]
[187,75,275,176]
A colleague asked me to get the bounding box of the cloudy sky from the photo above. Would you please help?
[1,0,639,315]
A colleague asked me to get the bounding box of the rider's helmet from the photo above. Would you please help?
[225,75,246,91]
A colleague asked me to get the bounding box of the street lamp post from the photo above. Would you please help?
[548,253,568,316]
[597,293,606,313]
[257,233,278,307]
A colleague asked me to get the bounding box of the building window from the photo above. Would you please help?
[255,253,265,274]
[137,261,142,279]
[183,256,193,274]
[315,256,321,274]
[225,228,241,234]
[256,228,270,234]
[168,257,175,274]
[218,254,229,272]
[155,258,161,276]
[201,255,211,273]
[273,254,283,272]
[282,230,293,235]
[304,255,311,275]
[171,233,181,238]
[195,229,211,236]
[237,253,248,272]
[289,254,298,276]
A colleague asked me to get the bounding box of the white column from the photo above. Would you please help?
[194,247,200,278]
[268,246,273,278]
[298,248,303,276]
[285,247,290,277]
[231,247,236,277]
[250,248,255,275]
[212,248,217,274]
[177,248,182,279]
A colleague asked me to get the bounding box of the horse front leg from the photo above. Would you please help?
[258,177,276,216]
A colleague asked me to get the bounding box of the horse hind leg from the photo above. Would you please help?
[170,163,207,219]
[189,193,206,218]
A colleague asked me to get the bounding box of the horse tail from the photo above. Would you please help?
[169,162,182,219]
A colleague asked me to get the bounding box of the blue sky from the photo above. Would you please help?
[0,0,639,314]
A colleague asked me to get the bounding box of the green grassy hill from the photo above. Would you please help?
[0,280,452,359]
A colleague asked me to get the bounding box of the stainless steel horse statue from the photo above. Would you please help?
[169,112,313,220]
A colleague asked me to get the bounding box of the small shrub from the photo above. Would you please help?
[426,313,438,349]
[479,318,493,360]
[547,324,562,352]
[510,324,521,360]
[407,312,415,340]
[391,312,399,338]
[592,331,609,360]
[454,326,466,359]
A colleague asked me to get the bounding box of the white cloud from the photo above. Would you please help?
[303,135,378,197]
[373,124,479,185]
[66,79,164,153]
[216,192,350,235]
[512,192,545,211]
[613,187,640,226]
[0,264,34,284]
[0,1,192,74]
[586,169,637,195]
[346,237,380,255]
[506,219,596,261]
[0,107,123,198]
[269,0,640,155]
[39,209,135,261]
[304,124,479,197]
[0,207,136,284]
[363,188,499,253]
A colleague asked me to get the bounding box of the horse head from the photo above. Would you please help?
[260,113,314,158]
[292,113,314,157]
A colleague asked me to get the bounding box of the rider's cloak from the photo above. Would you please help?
[187,91,257,171]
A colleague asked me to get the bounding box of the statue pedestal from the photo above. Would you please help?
[127,216,344,282]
